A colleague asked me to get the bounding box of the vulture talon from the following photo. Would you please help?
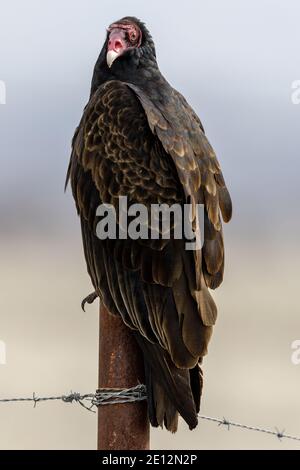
[81,292,98,311]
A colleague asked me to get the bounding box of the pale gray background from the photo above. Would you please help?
[0,0,299,449]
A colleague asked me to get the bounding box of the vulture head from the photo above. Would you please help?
[91,17,158,95]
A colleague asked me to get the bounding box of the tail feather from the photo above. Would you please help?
[143,359,159,427]
[189,363,203,414]
[153,379,178,432]
[134,333,202,432]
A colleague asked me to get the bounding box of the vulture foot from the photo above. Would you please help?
[81,292,98,311]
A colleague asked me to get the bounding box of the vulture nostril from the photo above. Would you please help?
[114,39,123,52]
[108,37,124,52]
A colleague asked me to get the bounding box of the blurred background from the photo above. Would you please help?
[0,0,299,450]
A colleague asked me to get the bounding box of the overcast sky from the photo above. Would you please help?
[0,0,299,241]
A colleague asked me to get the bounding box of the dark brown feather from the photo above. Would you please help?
[67,57,232,431]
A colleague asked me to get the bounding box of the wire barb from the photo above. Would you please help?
[1,389,300,444]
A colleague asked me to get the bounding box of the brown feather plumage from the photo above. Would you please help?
[66,17,232,432]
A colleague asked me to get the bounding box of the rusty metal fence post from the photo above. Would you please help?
[98,304,150,450]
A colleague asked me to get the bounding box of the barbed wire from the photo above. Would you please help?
[198,415,300,443]
[1,386,300,444]
[0,385,147,412]
[94,384,147,406]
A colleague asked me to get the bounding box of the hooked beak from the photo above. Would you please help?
[106,50,120,68]
[106,29,127,68]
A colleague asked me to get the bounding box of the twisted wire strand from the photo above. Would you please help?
[1,386,300,443]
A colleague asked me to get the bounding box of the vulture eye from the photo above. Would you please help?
[129,30,138,43]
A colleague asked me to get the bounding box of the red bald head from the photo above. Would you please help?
[106,21,142,68]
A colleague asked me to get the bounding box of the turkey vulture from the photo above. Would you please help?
[66,17,232,432]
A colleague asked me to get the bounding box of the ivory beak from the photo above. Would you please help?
[106,50,120,68]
